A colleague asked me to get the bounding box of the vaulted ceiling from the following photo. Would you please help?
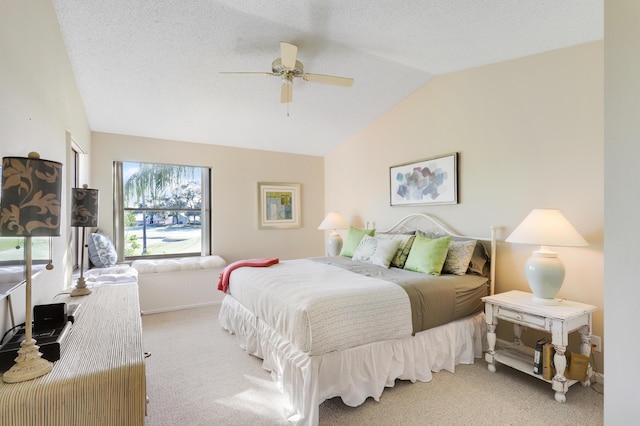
[53,1,603,156]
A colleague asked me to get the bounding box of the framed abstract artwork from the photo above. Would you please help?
[389,152,458,206]
[258,182,301,229]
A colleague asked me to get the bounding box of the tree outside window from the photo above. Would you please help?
[122,162,209,258]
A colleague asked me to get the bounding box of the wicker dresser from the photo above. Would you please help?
[0,282,146,425]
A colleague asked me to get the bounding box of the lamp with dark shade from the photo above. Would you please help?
[1,152,62,383]
[505,208,588,305]
[70,184,99,297]
[318,211,348,256]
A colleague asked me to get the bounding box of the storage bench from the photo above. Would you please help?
[131,255,226,314]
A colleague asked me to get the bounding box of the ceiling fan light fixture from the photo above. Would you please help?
[272,58,304,76]
[223,42,353,104]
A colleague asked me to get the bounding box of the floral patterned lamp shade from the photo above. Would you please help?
[1,153,62,237]
[70,184,99,297]
[71,185,99,228]
[0,152,62,383]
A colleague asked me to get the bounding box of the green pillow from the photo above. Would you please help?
[403,234,451,275]
[340,226,375,257]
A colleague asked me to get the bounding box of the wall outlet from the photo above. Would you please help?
[591,335,602,352]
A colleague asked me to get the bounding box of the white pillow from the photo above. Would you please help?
[442,239,477,276]
[374,232,415,268]
[87,232,118,268]
[352,235,401,268]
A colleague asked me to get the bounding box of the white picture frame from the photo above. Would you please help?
[390,152,458,206]
[258,182,301,229]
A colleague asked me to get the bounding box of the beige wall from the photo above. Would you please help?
[1,0,618,412]
[604,0,639,420]
[91,132,325,263]
[326,42,604,368]
[0,0,91,327]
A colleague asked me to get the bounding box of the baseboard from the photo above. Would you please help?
[593,371,604,386]
[141,301,218,315]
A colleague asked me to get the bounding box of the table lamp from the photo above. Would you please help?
[318,211,348,256]
[505,208,588,305]
[70,184,99,296]
[1,152,62,383]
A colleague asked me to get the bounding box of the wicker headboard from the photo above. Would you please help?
[381,213,497,295]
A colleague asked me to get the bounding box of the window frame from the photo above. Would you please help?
[70,142,81,271]
[114,161,211,260]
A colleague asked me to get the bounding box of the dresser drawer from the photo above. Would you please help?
[496,306,547,328]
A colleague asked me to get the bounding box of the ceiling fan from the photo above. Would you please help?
[221,42,354,103]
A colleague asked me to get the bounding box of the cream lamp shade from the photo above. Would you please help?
[318,211,348,256]
[1,152,62,383]
[505,208,588,305]
[70,185,100,296]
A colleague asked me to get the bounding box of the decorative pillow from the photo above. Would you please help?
[420,232,491,277]
[403,234,451,275]
[443,239,477,276]
[87,232,118,268]
[468,240,490,276]
[374,233,415,268]
[340,226,375,257]
[352,235,401,268]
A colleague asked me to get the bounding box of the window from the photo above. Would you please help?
[0,236,50,266]
[114,161,211,259]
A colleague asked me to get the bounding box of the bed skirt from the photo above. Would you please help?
[219,294,488,426]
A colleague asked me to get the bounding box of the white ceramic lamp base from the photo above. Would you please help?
[525,248,566,305]
[2,338,53,383]
[327,232,343,256]
[71,275,92,297]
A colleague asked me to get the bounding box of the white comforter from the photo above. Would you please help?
[228,259,413,355]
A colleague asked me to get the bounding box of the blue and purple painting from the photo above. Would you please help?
[390,154,457,206]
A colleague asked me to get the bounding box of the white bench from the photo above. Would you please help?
[131,255,227,314]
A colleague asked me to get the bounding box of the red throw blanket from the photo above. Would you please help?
[217,258,279,292]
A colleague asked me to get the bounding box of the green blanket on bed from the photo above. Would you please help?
[311,256,487,334]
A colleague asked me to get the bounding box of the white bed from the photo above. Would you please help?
[218,214,496,425]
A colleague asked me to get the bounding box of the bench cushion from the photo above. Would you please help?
[131,255,226,274]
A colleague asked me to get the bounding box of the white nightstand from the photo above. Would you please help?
[482,290,597,402]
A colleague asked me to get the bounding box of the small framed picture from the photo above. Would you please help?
[258,182,301,229]
[390,152,458,206]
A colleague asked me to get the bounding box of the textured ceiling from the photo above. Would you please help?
[53,0,603,156]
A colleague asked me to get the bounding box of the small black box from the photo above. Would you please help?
[0,322,71,372]
[34,303,67,332]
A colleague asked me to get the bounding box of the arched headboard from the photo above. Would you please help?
[381,213,497,295]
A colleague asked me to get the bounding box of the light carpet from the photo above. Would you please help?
[142,304,603,426]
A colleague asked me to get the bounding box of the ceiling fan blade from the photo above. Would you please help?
[302,73,353,87]
[280,42,298,69]
[219,72,275,76]
[281,83,293,103]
